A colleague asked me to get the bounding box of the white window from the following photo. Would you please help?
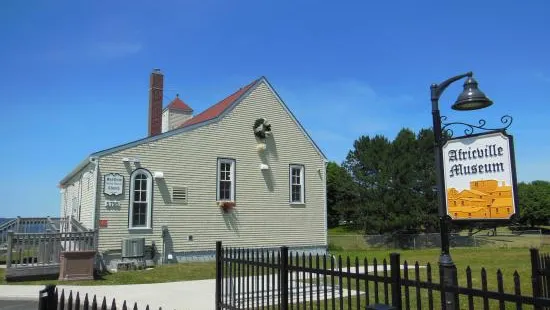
[290,164,305,204]
[129,169,152,229]
[217,158,235,201]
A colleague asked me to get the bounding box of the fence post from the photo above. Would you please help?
[15,216,21,233]
[38,284,57,310]
[280,246,289,310]
[93,229,99,251]
[215,241,222,310]
[390,253,402,309]
[6,230,13,268]
[530,248,543,310]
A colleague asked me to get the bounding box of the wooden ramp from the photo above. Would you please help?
[4,228,97,281]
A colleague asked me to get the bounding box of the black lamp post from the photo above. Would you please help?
[430,72,493,309]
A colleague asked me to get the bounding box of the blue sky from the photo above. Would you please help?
[1,1,549,217]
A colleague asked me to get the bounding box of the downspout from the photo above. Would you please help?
[78,169,85,224]
[60,188,66,219]
[88,156,100,271]
[322,159,328,251]
[90,156,99,230]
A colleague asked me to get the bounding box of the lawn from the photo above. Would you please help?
[327,226,549,250]
[2,226,548,309]
[1,247,541,290]
[277,247,545,310]
[319,226,550,309]
[0,261,216,286]
[2,246,546,309]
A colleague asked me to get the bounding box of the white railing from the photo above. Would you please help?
[5,230,98,269]
[1,216,91,249]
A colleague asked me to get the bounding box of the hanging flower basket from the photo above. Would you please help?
[218,201,236,212]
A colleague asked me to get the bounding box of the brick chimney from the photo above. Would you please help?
[148,69,164,136]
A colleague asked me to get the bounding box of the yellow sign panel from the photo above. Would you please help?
[447,179,513,220]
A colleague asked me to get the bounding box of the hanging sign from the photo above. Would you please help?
[103,173,124,196]
[442,131,518,221]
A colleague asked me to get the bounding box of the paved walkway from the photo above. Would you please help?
[0,264,423,310]
[0,279,216,310]
[0,299,38,310]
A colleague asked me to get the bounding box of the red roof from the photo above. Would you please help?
[166,96,193,113]
[181,79,259,128]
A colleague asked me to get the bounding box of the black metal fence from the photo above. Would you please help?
[532,248,550,308]
[215,241,550,309]
[38,285,161,310]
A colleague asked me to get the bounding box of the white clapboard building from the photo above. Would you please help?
[59,70,327,267]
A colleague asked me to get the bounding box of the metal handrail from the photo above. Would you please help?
[0,218,17,231]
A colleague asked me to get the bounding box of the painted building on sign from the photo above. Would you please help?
[447,179,514,219]
[442,131,518,220]
[59,70,327,268]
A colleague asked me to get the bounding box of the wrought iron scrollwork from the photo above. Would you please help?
[440,115,513,140]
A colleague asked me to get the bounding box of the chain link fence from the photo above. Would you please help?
[328,230,548,250]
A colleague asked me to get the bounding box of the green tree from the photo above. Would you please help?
[518,180,550,226]
[341,128,439,234]
[413,129,439,232]
[343,134,392,233]
[326,162,359,228]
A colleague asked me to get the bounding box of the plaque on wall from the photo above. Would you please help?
[103,173,124,196]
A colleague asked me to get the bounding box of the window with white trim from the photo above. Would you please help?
[129,169,152,228]
[217,158,235,201]
[290,164,305,204]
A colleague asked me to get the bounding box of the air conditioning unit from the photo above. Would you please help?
[121,237,145,258]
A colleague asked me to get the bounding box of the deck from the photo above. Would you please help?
[1,217,97,280]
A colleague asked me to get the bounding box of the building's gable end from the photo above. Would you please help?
[260,78,328,161]
[59,156,94,186]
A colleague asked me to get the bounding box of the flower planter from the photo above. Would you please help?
[218,201,236,212]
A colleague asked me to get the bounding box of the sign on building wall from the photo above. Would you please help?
[99,219,108,228]
[103,173,124,196]
[442,131,518,221]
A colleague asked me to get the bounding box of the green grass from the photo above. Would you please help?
[0,261,216,285]
[327,226,364,236]
[293,247,547,309]
[2,227,548,309]
[326,226,547,308]
[327,226,549,250]
[3,247,546,309]
[330,246,539,294]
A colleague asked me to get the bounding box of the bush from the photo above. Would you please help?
[328,242,344,251]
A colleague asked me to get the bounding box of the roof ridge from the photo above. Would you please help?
[180,77,261,128]
[166,96,193,112]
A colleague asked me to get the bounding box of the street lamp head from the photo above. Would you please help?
[452,77,493,111]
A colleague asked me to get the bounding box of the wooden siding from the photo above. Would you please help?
[95,81,326,253]
[161,109,170,133]
[60,163,96,229]
[162,109,193,133]
[168,109,192,129]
